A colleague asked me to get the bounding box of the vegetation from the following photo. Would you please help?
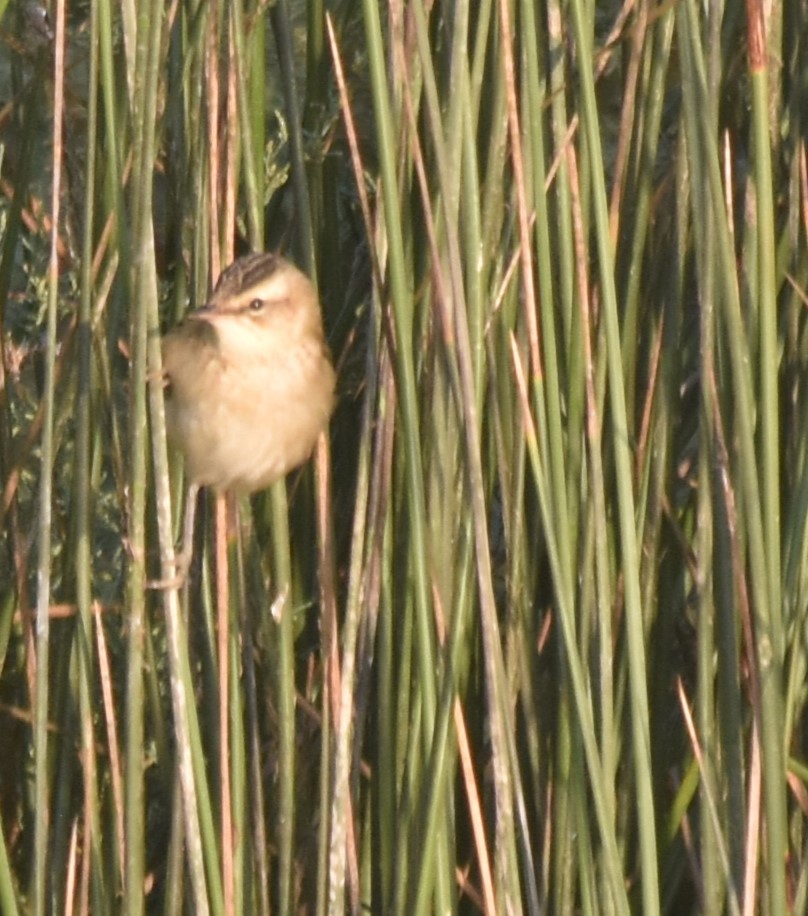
[0,0,805,912]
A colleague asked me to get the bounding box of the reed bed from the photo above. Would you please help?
[0,0,805,912]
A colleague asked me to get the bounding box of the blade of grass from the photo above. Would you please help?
[75,0,107,907]
[32,0,66,909]
[677,3,786,910]
[357,10,439,912]
[567,2,661,911]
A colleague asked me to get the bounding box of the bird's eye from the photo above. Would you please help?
[249,298,264,312]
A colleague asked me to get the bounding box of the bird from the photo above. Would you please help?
[158,252,335,584]
[162,251,336,494]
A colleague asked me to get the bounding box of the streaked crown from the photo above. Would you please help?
[199,252,314,322]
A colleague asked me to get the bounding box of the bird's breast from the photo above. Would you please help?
[164,327,334,493]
